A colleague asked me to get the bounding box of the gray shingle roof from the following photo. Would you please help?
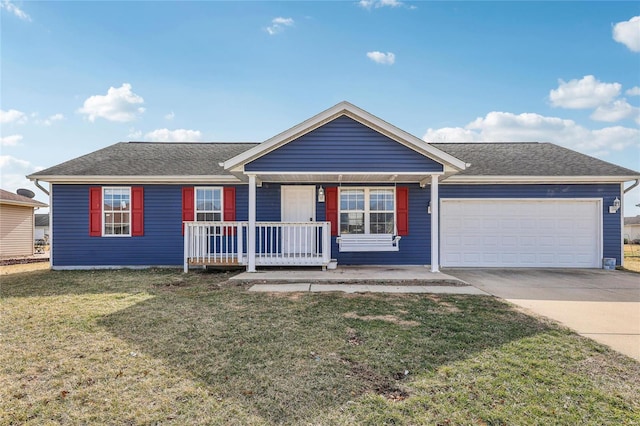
[625,216,640,225]
[432,142,639,177]
[0,189,48,207]
[30,142,258,177]
[29,141,638,179]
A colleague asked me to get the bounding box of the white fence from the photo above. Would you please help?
[184,221,331,272]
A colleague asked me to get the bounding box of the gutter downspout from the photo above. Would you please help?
[34,179,50,196]
[624,179,639,194]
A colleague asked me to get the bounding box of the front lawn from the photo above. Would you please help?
[2,269,638,425]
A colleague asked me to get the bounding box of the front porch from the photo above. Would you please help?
[184,221,332,272]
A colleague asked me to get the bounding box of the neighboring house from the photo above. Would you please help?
[35,214,50,241]
[0,189,48,258]
[625,216,640,242]
[28,102,639,271]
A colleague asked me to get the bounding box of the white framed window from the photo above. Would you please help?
[339,188,395,235]
[195,187,223,222]
[103,187,131,236]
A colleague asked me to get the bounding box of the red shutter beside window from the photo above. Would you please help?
[131,187,144,236]
[223,187,236,235]
[89,187,102,236]
[325,187,338,236]
[223,187,236,221]
[396,186,409,236]
[182,186,194,234]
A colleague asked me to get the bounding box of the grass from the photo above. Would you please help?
[624,244,640,273]
[1,269,639,425]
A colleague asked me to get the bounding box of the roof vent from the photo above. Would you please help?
[16,188,35,198]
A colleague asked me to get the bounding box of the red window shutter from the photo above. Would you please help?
[325,187,338,236]
[223,187,236,221]
[89,187,102,236]
[131,187,144,236]
[182,186,194,234]
[223,187,236,235]
[396,186,409,236]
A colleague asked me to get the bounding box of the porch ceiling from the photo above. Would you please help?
[249,172,443,184]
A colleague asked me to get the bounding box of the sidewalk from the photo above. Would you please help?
[249,283,488,295]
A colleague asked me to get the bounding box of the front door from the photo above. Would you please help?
[281,186,316,254]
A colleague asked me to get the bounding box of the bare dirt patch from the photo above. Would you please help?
[343,311,420,327]
[424,294,462,313]
[0,261,50,275]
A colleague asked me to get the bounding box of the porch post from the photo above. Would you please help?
[430,174,440,273]
[247,174,257,272]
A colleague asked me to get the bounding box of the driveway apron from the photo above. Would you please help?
[446,269,640,362]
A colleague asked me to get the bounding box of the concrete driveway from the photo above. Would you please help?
[445,268,640,362]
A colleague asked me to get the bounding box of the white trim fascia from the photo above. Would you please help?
[27,175,242,184]
[440,197,603,202]
[441,175,640,184]
[0,200,48,208]
[254,171,445,176]
[222,101,467,171]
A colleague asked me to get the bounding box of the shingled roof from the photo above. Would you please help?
[29,141,638,181]
[432,142,639,177]
[0,189,48,208]
[30,142,258,177]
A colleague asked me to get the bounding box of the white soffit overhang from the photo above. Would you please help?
[222,101,468,173]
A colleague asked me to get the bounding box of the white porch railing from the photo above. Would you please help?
[184,221,331,272]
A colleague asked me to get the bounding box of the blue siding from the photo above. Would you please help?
[52,184,244,267]
[52,182,622,267]
[246,116,444,173]
[439,184,622,265]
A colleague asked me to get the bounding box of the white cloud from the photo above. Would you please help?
[0,155,45,203]
[128,129,143,139]
[0,134,23,146]
[359,0,404,9]
[266,17,294,35]
[39,113,65,126]
[164,111,175,120]
[626,86,640,96]
[0,0,31,22]
[366,51,395,65]
[590,99,640,124]
[77,83,145,122]
[549,75,621,109]
[423,111,640,155]
[613,16,640,52]
[0,108,27,124]
[144,128,202,142]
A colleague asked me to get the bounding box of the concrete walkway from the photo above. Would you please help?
[249,283,487,295]
[447,268,640,362]
[240,266,486,295]
[232,265,465,284]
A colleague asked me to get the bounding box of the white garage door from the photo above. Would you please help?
[441,199,601,268]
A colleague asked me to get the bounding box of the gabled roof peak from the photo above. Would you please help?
[222,101,468,172]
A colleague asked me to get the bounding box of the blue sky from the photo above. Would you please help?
[1,1,639,214]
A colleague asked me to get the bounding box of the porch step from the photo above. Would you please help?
[189,257,241,266]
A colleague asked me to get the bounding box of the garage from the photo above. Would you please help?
[440,199,601,268]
